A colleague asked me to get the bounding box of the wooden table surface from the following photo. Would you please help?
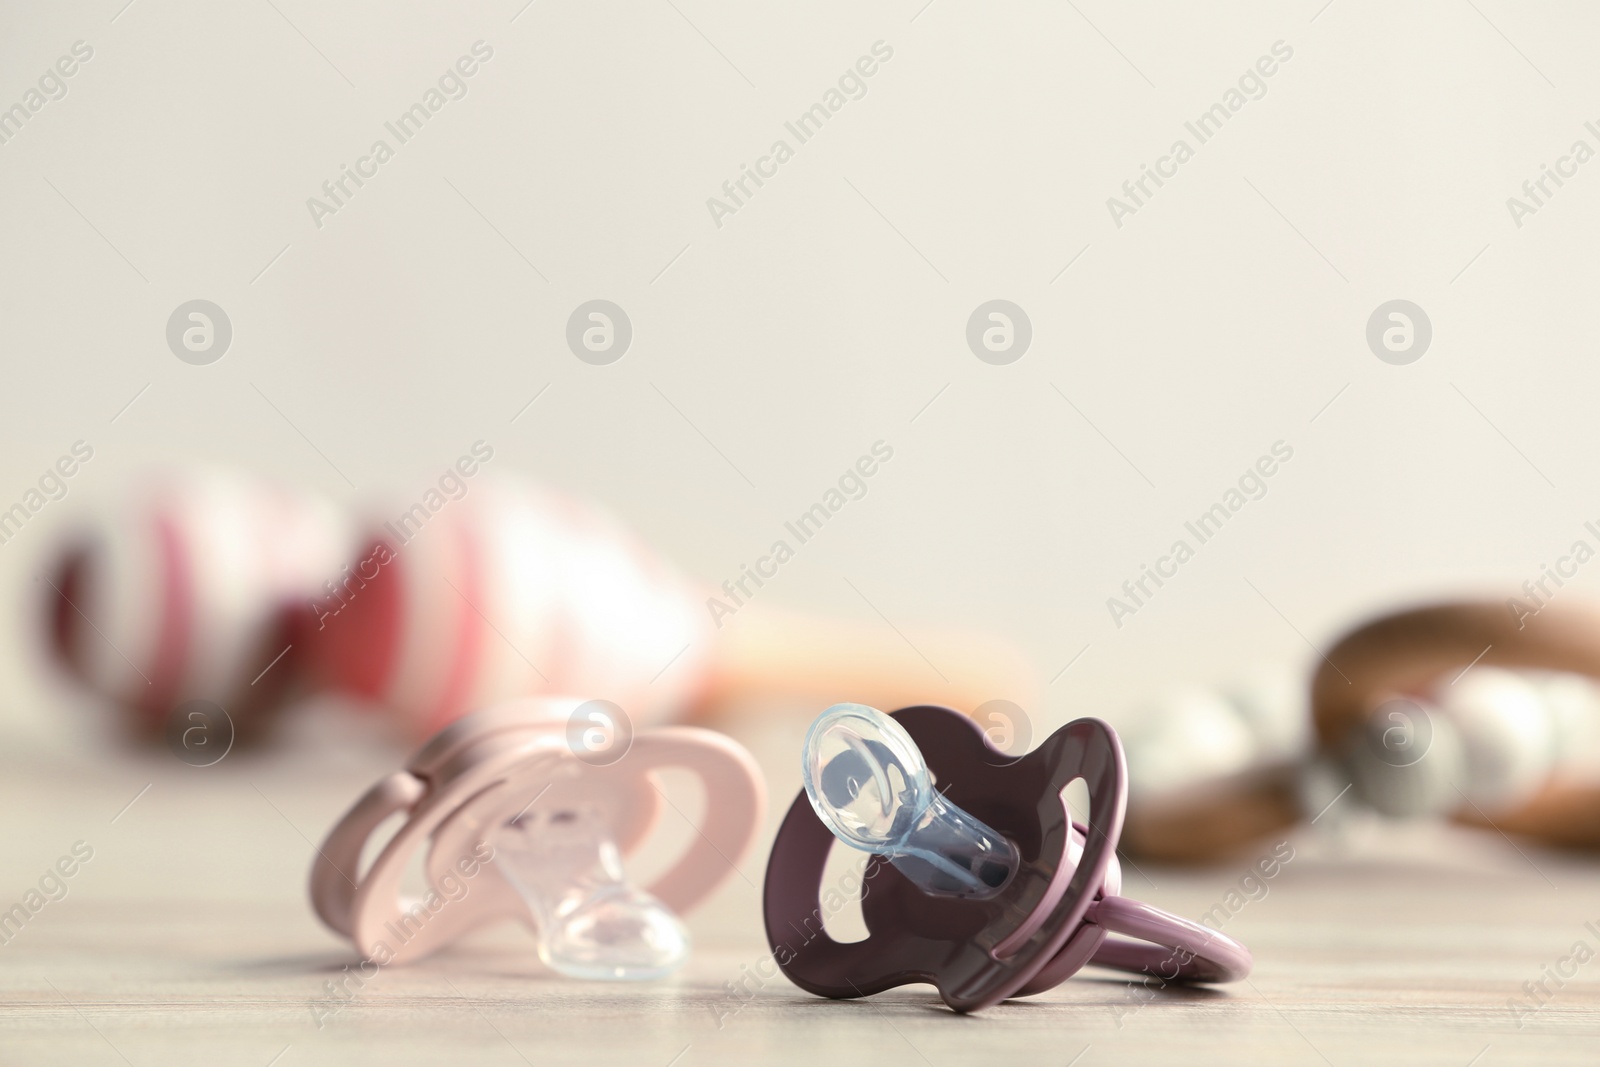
[1,717,1598,1067]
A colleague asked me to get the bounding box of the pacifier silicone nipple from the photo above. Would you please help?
[802,703,1018,898]
[495,805,689,980]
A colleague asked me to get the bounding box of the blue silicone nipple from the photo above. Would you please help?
[801,704,1018,898]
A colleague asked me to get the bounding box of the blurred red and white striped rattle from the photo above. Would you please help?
[42,466,353,743]
[41,463,1034,744]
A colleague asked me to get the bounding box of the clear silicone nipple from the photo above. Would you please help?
[802,704,1018,898]
[495,804,689,981]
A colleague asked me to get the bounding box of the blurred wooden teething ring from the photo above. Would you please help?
[1312,599,1600,848]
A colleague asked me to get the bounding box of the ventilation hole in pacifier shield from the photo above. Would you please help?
[621,766,702,890]
[1064,778,1090,835]
[1062,777,1092,880]
[358,811,409,883]
[396,825,435,901]
[816,839,871,944]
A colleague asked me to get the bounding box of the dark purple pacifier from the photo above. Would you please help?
[762,704,1252,1013]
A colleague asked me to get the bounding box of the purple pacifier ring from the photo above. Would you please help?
[762,705,1252,1012]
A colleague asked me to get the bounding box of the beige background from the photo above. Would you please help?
[5,0,1600,742]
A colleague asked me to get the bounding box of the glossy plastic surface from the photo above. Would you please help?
[802,703,1018,897]
[497,805,689,980]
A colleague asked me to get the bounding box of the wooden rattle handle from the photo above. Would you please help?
[697,604,1040,722]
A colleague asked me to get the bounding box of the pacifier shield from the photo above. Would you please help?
[764,705,1126,1012]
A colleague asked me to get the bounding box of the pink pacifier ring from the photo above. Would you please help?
[311,699,765,969]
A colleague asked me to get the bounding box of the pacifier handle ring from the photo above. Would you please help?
[1012,890,1252,996]
[1084,896,1252,984]
[310,771,427,937]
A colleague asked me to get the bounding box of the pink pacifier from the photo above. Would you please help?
[311,697,764,979]
[764,704,1252,1012]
